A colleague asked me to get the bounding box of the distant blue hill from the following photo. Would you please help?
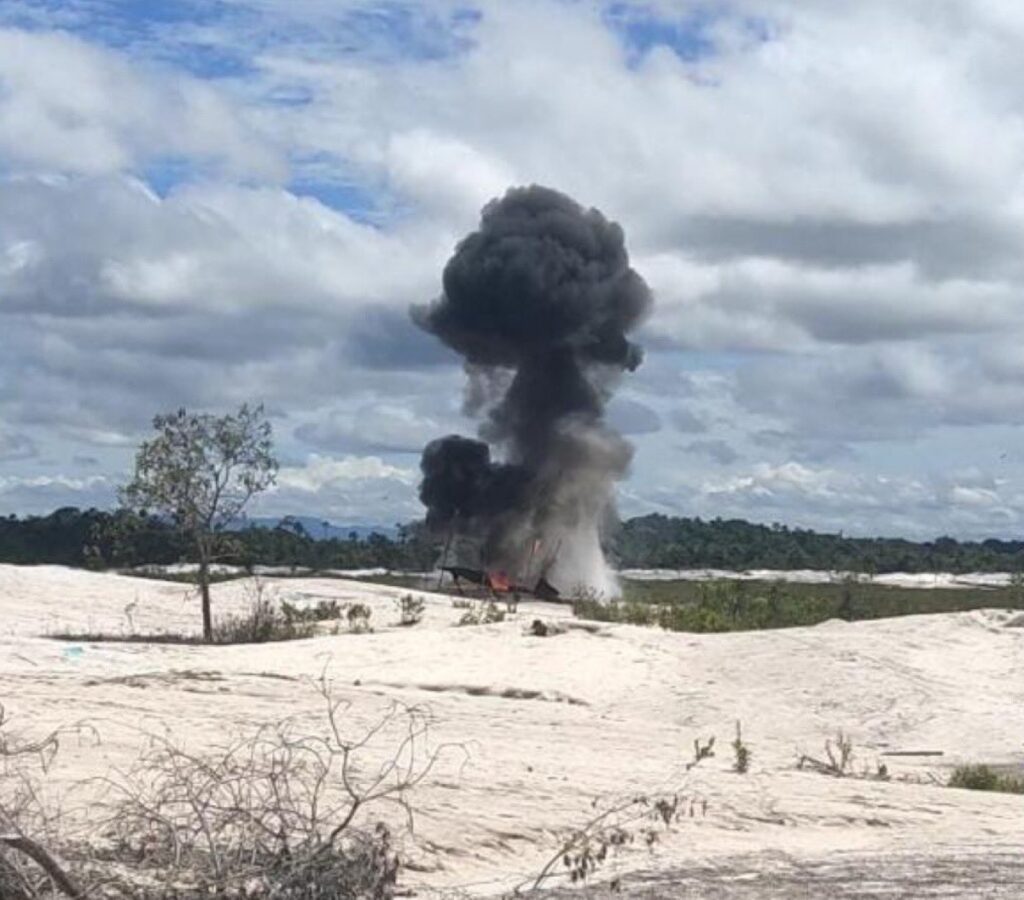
[231,517,400,541]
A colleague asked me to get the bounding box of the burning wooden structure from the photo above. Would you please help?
[439,565,561,601]
[436,536,562,601]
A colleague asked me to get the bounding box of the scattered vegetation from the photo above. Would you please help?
[688,735,716,770]
[48,599,321,646]
[281,598,342,625]
[210,594,318,644]
[49,581,334,646]
[528,794,682,891]
[455,601,506,627]
[346,603,373,634]
[948,764,1024,794]
[574,577,1024,633]
[0,679,461,899]
[395,594,425,627]
[732,721,751,774]
[525,732,715,893]
[568,590,651,629]
[798,730,855,777]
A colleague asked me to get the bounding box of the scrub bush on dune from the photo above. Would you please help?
[347,604,373,633]
[948,764,1024,794]
[0,679,464,899]
[396,594,425,627]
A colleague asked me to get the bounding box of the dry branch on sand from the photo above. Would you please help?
[0,677,466,899]
[0,703,99,899]
[798,730,855,777]
[519,735,716,895]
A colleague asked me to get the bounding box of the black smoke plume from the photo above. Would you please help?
[413,185,652,595]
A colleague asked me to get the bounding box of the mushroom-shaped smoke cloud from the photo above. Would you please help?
[413,185,652,597]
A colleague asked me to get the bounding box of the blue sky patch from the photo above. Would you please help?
[288,177,384,225]
[602,2,775,67]
[0,1,480,73]
[603,3,718,66]
[141,157,197,197]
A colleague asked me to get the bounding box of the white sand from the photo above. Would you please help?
[1,564,1022,895]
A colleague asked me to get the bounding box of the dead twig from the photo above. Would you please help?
[91,672,468,897]
[0,833,84,898]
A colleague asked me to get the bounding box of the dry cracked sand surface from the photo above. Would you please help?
[1,564,1022,897]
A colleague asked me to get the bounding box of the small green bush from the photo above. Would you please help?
[456,601,506,626]
[732,722,751,774]
[212,597,317,644]
[396,594,425,626]
[280,598,341,624]
[948,764,1024,794]
[346,603,373,633]
[571,597,659,626]
[575,579,847,633]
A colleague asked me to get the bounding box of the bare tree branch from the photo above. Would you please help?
[0,834,83,898]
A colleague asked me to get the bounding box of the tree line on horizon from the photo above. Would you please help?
[6,398,1024,638]
[3,506,1024,576]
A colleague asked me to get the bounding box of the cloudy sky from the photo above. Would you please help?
[3,0,1024,539]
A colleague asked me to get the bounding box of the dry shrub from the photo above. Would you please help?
[395,595,424,627]
[1,703,97,899]
[280,599,342,625]
[211,596,317,644]
[346,604,373,634]
[798,729,855,777]
[211,578,317,644]
[522,733,716,894]
[1,677,463,899]
[455,602,505,627]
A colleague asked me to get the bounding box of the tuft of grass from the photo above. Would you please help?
[456,601,506,626]
[948,764,1024,794]
[48,595,320,646]
[346,602,373,633]
[571,597,659,627]
[280,598,341,624]
[687,735,716,771]
[211,596,318,644]
[798,730,855,777]
[396,593,425,626]
[732,721,751,774]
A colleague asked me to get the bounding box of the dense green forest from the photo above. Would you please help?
[616,514,1024,573]
[0,508,437,572]
[3,507,1024,574]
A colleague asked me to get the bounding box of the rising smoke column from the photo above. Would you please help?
[413,185,652,596]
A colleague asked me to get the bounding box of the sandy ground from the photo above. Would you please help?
[1,564,1023,897]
